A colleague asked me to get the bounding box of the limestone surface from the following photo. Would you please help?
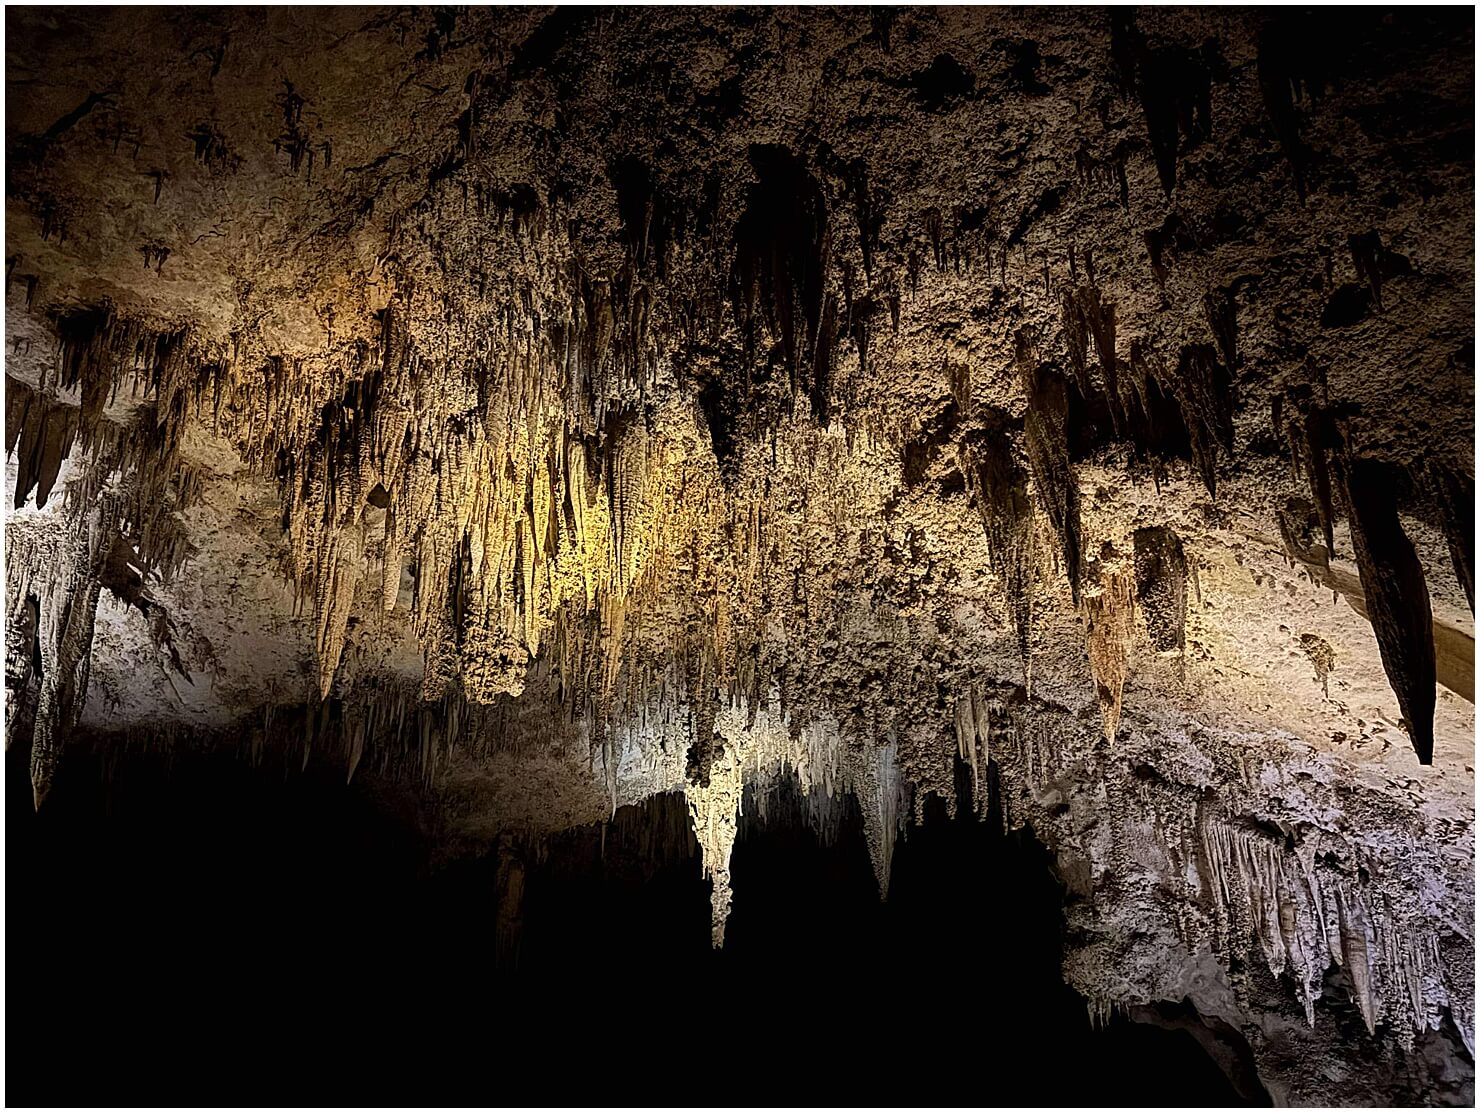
[5,8,1473,1101]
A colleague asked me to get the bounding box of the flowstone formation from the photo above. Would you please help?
[5,7,1473,1103]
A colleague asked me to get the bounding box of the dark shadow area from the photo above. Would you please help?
[9,744,1262,1107]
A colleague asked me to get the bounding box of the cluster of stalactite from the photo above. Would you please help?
[82,673,910,948]
[1273,352,1474,764]
[9,310,207,577]
[995,277,1232,638]
[6,87,1457,827]
[471,677,1472,1057]
[20,332,920,935]
[7,378,77,510]
[945,517,1188,761]
[632,698,909,945]
[198,167,866,780]
[6,504,200,807]
[2,154,1237,807]
[90,680,481,792]
[6,515,101,807]
[953,436,1187,747]
[953,682,1473,1058]
[10,297,1464,1041]
[467,667,1466,1045]
[937,293,1213,732]
[5,310,212,804]
[4,289,939,809]
[237,665,1465,1047]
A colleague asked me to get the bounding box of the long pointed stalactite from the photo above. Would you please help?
[1337,456,1438,765]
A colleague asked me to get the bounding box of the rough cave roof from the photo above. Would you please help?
[4,7,1475,1101]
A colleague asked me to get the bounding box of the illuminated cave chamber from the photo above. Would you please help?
[4,6,1474,1107]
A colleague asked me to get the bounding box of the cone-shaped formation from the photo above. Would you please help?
[1081,543,1135,743]
[1339,458,1437,764]
[1275,379,1445,765]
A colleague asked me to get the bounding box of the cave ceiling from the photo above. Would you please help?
[3,6,1476,1103]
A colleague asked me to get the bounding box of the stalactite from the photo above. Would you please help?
[1342,893,1377,1034]
[1048,309,1236,502]
[1347,230,1411,312]
[7,514,108,807]
[1256,17,1312,199]
[1416,458,1475,613]
[1171,344,1234,499]
[1081,542,1134,742]
[1204,286,1237,373]
[954,681,997,818]
[1119,341,1184,487]
[1061,284,1123,435]
[29,570,101,808]
[730,144,830,388]
[1112,11,1213,196]
[1018,335,1082,603]
[960,414,1035,681]
[1338,456,1436,764]
[314,531,361,698]
[685,735,742,947]
[851,739,907,899]
[6,378,78,510]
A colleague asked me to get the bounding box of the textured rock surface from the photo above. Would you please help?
[5,7,1473,1102]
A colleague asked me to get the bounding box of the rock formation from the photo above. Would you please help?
[5,7,1473,1103]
